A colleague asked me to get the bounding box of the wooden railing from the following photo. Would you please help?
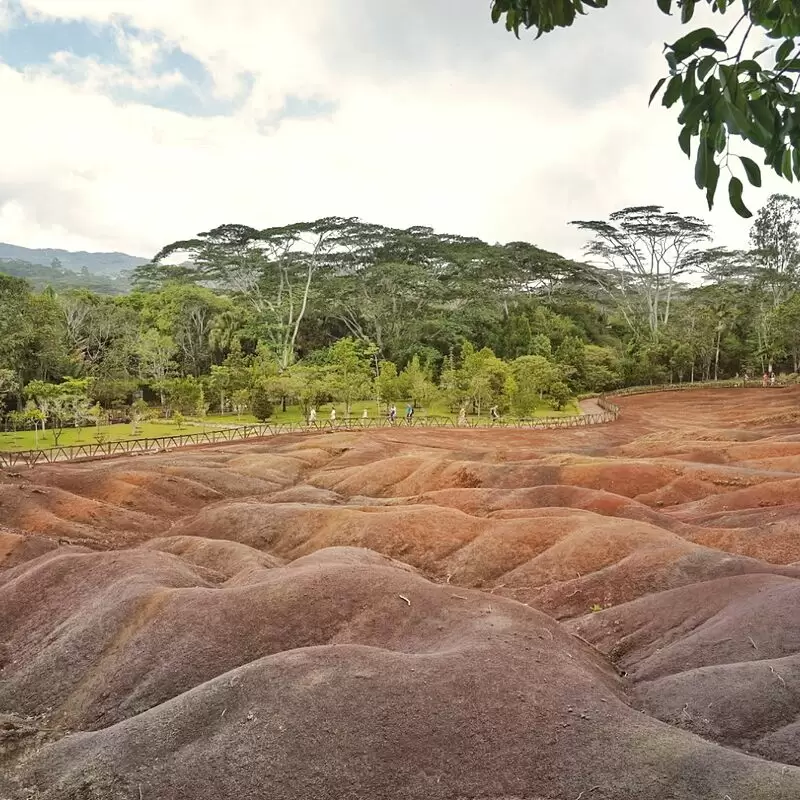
[0,408,621,468]
[7,379,777,469]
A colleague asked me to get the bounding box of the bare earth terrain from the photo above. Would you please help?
[2,389,800,800]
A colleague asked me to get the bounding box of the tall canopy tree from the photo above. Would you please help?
[573,206,712,339]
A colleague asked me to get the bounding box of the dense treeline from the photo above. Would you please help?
[1,194,799,437]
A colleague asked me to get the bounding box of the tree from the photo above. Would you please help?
[582,345,622,391]
[397,355,437,408]
[161,377,203,416]
[25,378,89,446]
[232,388,250,419]
[749,193,800,308]
[508,355,562,415]
[375,361,400,408]
[328,337,375,416]
[0,368,18,404]
[573,206,711,339]
[142,219,367,370]
[135,329,177,406]
[490,1,800,216]
[461,343,510,416]
[250,386,275,421]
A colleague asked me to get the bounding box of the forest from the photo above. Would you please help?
[1,193,799,441]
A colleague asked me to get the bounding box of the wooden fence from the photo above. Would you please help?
[4,379,780,469]
[0,408,620,469]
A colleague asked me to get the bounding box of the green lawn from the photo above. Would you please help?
[202,399,581,426]
[0,400,582,453]
[0,420,228,452]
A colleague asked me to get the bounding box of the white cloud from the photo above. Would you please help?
[0,0,795,261]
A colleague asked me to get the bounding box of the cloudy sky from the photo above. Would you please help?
[0,0,794,260]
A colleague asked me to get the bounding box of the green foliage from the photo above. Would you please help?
[5,197,800,429]
[397,356,437,408]
[508,355,562,415]
[250,386,275,422]
[490,0,800,215]
[327,337,376,415]
[161,376,203,415]
[375,361,400,406]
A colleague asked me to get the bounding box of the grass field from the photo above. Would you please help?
[0,400,581,452]
[203,400,581,426]
[0,420,229,452]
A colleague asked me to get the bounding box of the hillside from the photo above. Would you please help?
[0,242,148,276]
[3,388,800,800]
[0,258,131,294]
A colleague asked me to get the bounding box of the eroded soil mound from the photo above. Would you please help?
[3,387,800,799]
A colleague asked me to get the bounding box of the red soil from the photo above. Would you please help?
[3,387,800,799]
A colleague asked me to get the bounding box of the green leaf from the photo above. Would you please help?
[681,0,696,24]
[697,55,716,80]
[782,148,794,181]
[695,140,708,190]
[670,27,716,59]
[728,177,752,218]
[698,36,727,52]
[776,39,794,63]
[750,96,775,135]
[657,0,672,12]
[681,62,697,104]
[662,75,683,108]
[739,155,762,187]
[705,159,720,210]
[679,125,692,157]
[649,77,668,106]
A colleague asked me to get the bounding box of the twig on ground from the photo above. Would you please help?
[747,636,758,650]
[399,594,411,606]
[770,665,787,687]
[139,785,144,800]
[451,594,469,600]
[574,787,601,800]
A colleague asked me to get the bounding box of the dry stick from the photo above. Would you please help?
[139,785,144,800]
[770,665,787,687]
[575,787,601,800]
[747,636,758,650]
[399,594,411,606]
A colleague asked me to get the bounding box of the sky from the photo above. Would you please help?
[0,0,796,261]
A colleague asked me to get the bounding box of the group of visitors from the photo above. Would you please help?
[387,404,414,423]
[306,404,417,426]
[305,403,504,427]
[736,371,777,387]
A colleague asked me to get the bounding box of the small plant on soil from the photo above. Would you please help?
[590,604,603,613]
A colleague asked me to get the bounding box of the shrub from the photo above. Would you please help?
[250,388,274,422]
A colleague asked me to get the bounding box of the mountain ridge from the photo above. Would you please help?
[0,242,149,275]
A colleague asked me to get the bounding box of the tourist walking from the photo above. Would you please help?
[389,405,397,423]
[458,407,467,426]
[308,407,317,425]
[406,404,414,423]
[490,405,499,423]
[330,407,337,422]
[362,408,369,420]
